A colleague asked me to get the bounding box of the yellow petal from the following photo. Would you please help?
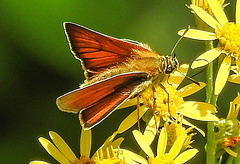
[226,102,239,119]
[117,106,148,134]
[178,29,217,40]
[191,48,222,69]
[237,0,240,24]
[215,56,231,95]
[96,131,119,151]
[224,147,238,157]
[91,132,118,159]
[190,4,220,29]
[182,118,205,136]
[233,94,240,104]
[80,129,91,158]
[117,98,137,110]
[182,101,217,113]
[30,161,50,164]
[157,128,167,156]
[169,132,187,159]
[38,137,71,164]
[228,74,240,84]
[181,101,219,121]
[174,149,198,164]
[178,82,206,97]
[178,64,189,75]
[119,149,148,164]
[143,116,159,145]
[49,131,77,163]
[169,64,189,86]
[207,0,228,26]
[132,130,154,157]
[103,131,118,145]
[236,59,240,72]
[112,137,124,148]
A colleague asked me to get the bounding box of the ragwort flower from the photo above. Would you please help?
[143,114,196,148]
[30,129,124,164]
[117,64,218,135]
[178,0,240,95]
[118,127,198,164]
[163,115,195,149]
[191,0,226,14]
[190,0,227,30]
[214,93,240,158]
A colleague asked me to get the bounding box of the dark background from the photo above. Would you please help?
[0,0,238,163]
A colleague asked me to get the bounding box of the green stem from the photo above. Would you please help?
[207,119,216,163]
[206,57,213,104]
[205,41,218,164]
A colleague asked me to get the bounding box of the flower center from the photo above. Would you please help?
[140,83,183,118]
[166,123,182,147]
[165,120,195,149]
[215,22,240,57]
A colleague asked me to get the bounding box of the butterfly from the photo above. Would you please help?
[56,22,179,129]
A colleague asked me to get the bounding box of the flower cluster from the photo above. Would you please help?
[214,94,240,159]
[178,0,240,95]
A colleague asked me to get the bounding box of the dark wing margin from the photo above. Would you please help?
[63,22,151,78]
[56,72,149,129]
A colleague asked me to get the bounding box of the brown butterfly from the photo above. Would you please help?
[56,22,179,129]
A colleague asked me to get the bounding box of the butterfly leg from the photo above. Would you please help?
[151,85,157,115]
[159,83,170,117]
[137,95,141,131]
[151,85,161,133]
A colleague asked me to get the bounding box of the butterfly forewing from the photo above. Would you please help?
[64,22,151,78]
[57,72,149,129]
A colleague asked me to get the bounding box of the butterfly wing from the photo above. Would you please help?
[64,22,151,78]
[56,72,149,129]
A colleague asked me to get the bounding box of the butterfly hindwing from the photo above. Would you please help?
[56,72,149,129]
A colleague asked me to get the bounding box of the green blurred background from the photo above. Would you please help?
[0,0,238,163]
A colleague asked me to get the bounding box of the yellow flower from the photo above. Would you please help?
[214,93,240,158]
[191,0,226,15]
[143,114,196,150]
[118,128,198,164]
[178,0,240,95]
[30,129,124,164]
[117,64,218,136]
[190,0,227,30]
[164,115,195,149]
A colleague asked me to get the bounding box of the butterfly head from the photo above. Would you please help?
[164,56,179,74]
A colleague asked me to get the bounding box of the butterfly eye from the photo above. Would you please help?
[166,66,173,74]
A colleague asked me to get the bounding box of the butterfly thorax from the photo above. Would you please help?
[82,52,179,87]
[128,50,179,75]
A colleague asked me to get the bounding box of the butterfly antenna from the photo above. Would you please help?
[190,59,209,78]
[169,25,190,56]
[175,69,200,86]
